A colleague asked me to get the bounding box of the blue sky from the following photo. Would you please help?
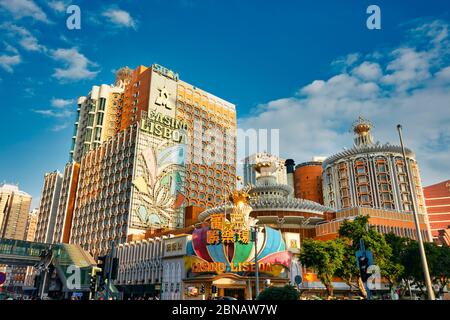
[0,0,449,208]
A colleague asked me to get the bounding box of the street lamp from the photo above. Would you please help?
[250,225,260,299]
[397,124,435,300]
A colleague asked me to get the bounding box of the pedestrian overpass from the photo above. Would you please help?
[0,239,97,294]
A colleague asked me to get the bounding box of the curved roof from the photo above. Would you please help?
[198,204,235,222]
[249,183,292,196]
[198,197,332,222]
[323,143,415,167]
[249,196,333,213]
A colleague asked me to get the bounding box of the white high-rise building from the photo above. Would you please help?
[243,152,287,186]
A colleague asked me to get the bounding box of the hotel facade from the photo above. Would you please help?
[38,64,236,257]
[423,179,450,244]
[322,117,432,241]
[0,184,32,240]
[35,171,63,243]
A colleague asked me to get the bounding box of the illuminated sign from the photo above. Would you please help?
[152,64,179,81]
[140,110,188,143]
[191,262,273,273]
[206,214,250,245]
[166,241,183,253]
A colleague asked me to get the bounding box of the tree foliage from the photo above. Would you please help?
[386,233,450,298]
[257,285,300,300]
[338,216,404,290]
[298,215,449,299]
[299,238,345,297]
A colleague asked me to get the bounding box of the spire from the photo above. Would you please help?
[114,66,133,88]
[352,116,374,147]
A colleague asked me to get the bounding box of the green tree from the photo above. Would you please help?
[433,244,450,297]
[299,239,344,297]
[338,216,404,297]
[335,242,360,291]
[257,285,300,300]
[401,240,449,298]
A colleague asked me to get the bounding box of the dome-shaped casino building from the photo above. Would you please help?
[198,153,333,242]
[192,153,333,296]
[321,117,432,240]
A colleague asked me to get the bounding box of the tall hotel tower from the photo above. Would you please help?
[0,184,32,240]
[322,117,432,240]
[45,64,236,257]
[35,171,62,243]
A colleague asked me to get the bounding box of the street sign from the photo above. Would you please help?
[0,272,6,285]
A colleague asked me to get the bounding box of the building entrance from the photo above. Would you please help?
[223,288,245,300]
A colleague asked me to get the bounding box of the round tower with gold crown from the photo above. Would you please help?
[352,116,374,147]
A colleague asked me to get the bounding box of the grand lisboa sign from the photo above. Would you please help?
[184,191,292,278]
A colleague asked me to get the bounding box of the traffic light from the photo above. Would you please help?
[358,255,370,282]
[97,255,107,278]
[110,257,119,280]
[97,275,106,292]
[89,274,97,293]
[89,266,102,297]
[200,284,205,294]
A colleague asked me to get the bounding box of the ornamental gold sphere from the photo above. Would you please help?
[228,190,250,205]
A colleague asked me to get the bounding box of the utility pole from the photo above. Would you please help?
[397,124,435,300]
[251,226,260,299]
[105,240,115,300]
[39,270,47,299]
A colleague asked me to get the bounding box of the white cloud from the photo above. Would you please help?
[24,87,34,97]
[33,97,74,131]
[238,20,450,186]
[331,53,360,71]
[47,0,69,13]
[0,53,21,72]
[299,73,379,99]
[3,42,18,54]
[102,7,137,30]
[0,0,49,23]
[33,109,73,118]
[51,97,74,108]
[1,23,47,52]
[381,47,431,91]
[51,48,99,82]
[352,61,383,81]
[435,65,450,82]
[51,122,70,132]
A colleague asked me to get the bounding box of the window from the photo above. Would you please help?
[377,163,387,172]
[356,166,366,174]
[87,114,95,127]
[383,203,393,209]
[99,98,106,111]
[96,113,104,126]
[360,194,370,203]
[359,185,369,193]
[358,176,368,184]
[94,127,102,141]
[382,193,391,201]
[342,198,351,208]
